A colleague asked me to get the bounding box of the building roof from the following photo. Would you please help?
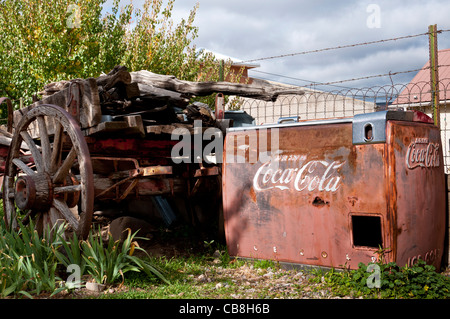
[394,48,450,105]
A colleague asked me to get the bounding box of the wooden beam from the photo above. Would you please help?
[131,70,304,102]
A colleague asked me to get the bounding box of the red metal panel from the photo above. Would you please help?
[387,121,445,269]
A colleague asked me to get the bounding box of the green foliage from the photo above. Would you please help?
[53,231,86,276]
[80,227,168,285]
[0,0,128,104]
[122,0,204,80]
[0,0,222,108]
[0,219,66,297]
[0,210,168,298]
[315,260,450,299]
[253,259,279,270]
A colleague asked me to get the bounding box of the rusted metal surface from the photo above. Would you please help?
[387,120,445,267]
[222,110,446,269]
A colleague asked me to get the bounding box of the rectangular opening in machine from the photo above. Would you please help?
[351,215,383,248]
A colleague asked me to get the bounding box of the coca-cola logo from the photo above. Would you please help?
[406,138,440,169]
[253,155,345,193]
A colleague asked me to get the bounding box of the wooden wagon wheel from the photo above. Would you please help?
[2,104,94,239]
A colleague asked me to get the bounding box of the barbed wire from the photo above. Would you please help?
[303,63,450,87]
[237,29,450,91]
[241,31,433,64]
[303,68,424,87]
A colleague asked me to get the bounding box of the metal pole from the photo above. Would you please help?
[428,24,440,128]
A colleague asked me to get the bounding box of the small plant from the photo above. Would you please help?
[53,231,86,276]
[0,208,169,298]
[253,259,279,270]
[81,227,169,286]
[316,259,450,299]
[0,219,67,298]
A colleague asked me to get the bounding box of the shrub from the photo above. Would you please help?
[80,227,168,285]
[317,260,450,299]
[0,214,168,298]
[0,219,66,297]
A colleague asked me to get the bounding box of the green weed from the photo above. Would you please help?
[315,260,450,299]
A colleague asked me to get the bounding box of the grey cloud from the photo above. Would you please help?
[108,0,450,88]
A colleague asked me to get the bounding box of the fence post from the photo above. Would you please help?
[428,24,440,128]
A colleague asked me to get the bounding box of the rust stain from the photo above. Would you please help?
[249,186,256,203]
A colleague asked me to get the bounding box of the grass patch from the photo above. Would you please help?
[0,203,448,299]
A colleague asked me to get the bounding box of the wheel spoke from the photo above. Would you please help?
[12,158,35,176]
[50,122,63,174]
[45,208,65,236]
[37,116,51,172]
[20,130,44,173]
[34,212,44,236]
[7,188,15,199]
[52,199,79,230]
[54,184,81,194]
[21,209,36,226]
[53,147,77,184]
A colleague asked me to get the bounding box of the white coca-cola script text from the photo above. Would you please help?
[406,138,440,169]
[253,157,345,192]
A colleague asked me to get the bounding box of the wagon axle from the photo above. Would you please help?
[14,173,52,211]
[14,172,81,212]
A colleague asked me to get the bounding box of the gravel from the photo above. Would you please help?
[189,261,342,299]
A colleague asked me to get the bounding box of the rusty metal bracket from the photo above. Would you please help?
[215,93,225,120]
[194,166,219,177]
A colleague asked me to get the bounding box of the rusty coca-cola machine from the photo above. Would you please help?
[222,109,446,270]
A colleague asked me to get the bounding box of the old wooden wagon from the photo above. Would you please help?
[0,66,297,239]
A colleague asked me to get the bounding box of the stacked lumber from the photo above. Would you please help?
[20,65,303,138]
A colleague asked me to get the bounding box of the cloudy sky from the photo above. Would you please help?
[106,0,450,91]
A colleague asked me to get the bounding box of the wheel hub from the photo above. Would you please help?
[14,173,53,211]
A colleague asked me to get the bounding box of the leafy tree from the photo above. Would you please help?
[0,0,224,109]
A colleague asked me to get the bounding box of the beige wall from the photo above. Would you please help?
[236,91,377,125]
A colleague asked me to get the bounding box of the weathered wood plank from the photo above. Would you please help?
[136,82,189,106]
[83,121,129,136]
[96,65,132,90]
[123,115,145,137]
[83,118,146,137]
[125,82,141,99]
[146,123,196,135]
[130,70,304,102]
[20,78,102,137]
